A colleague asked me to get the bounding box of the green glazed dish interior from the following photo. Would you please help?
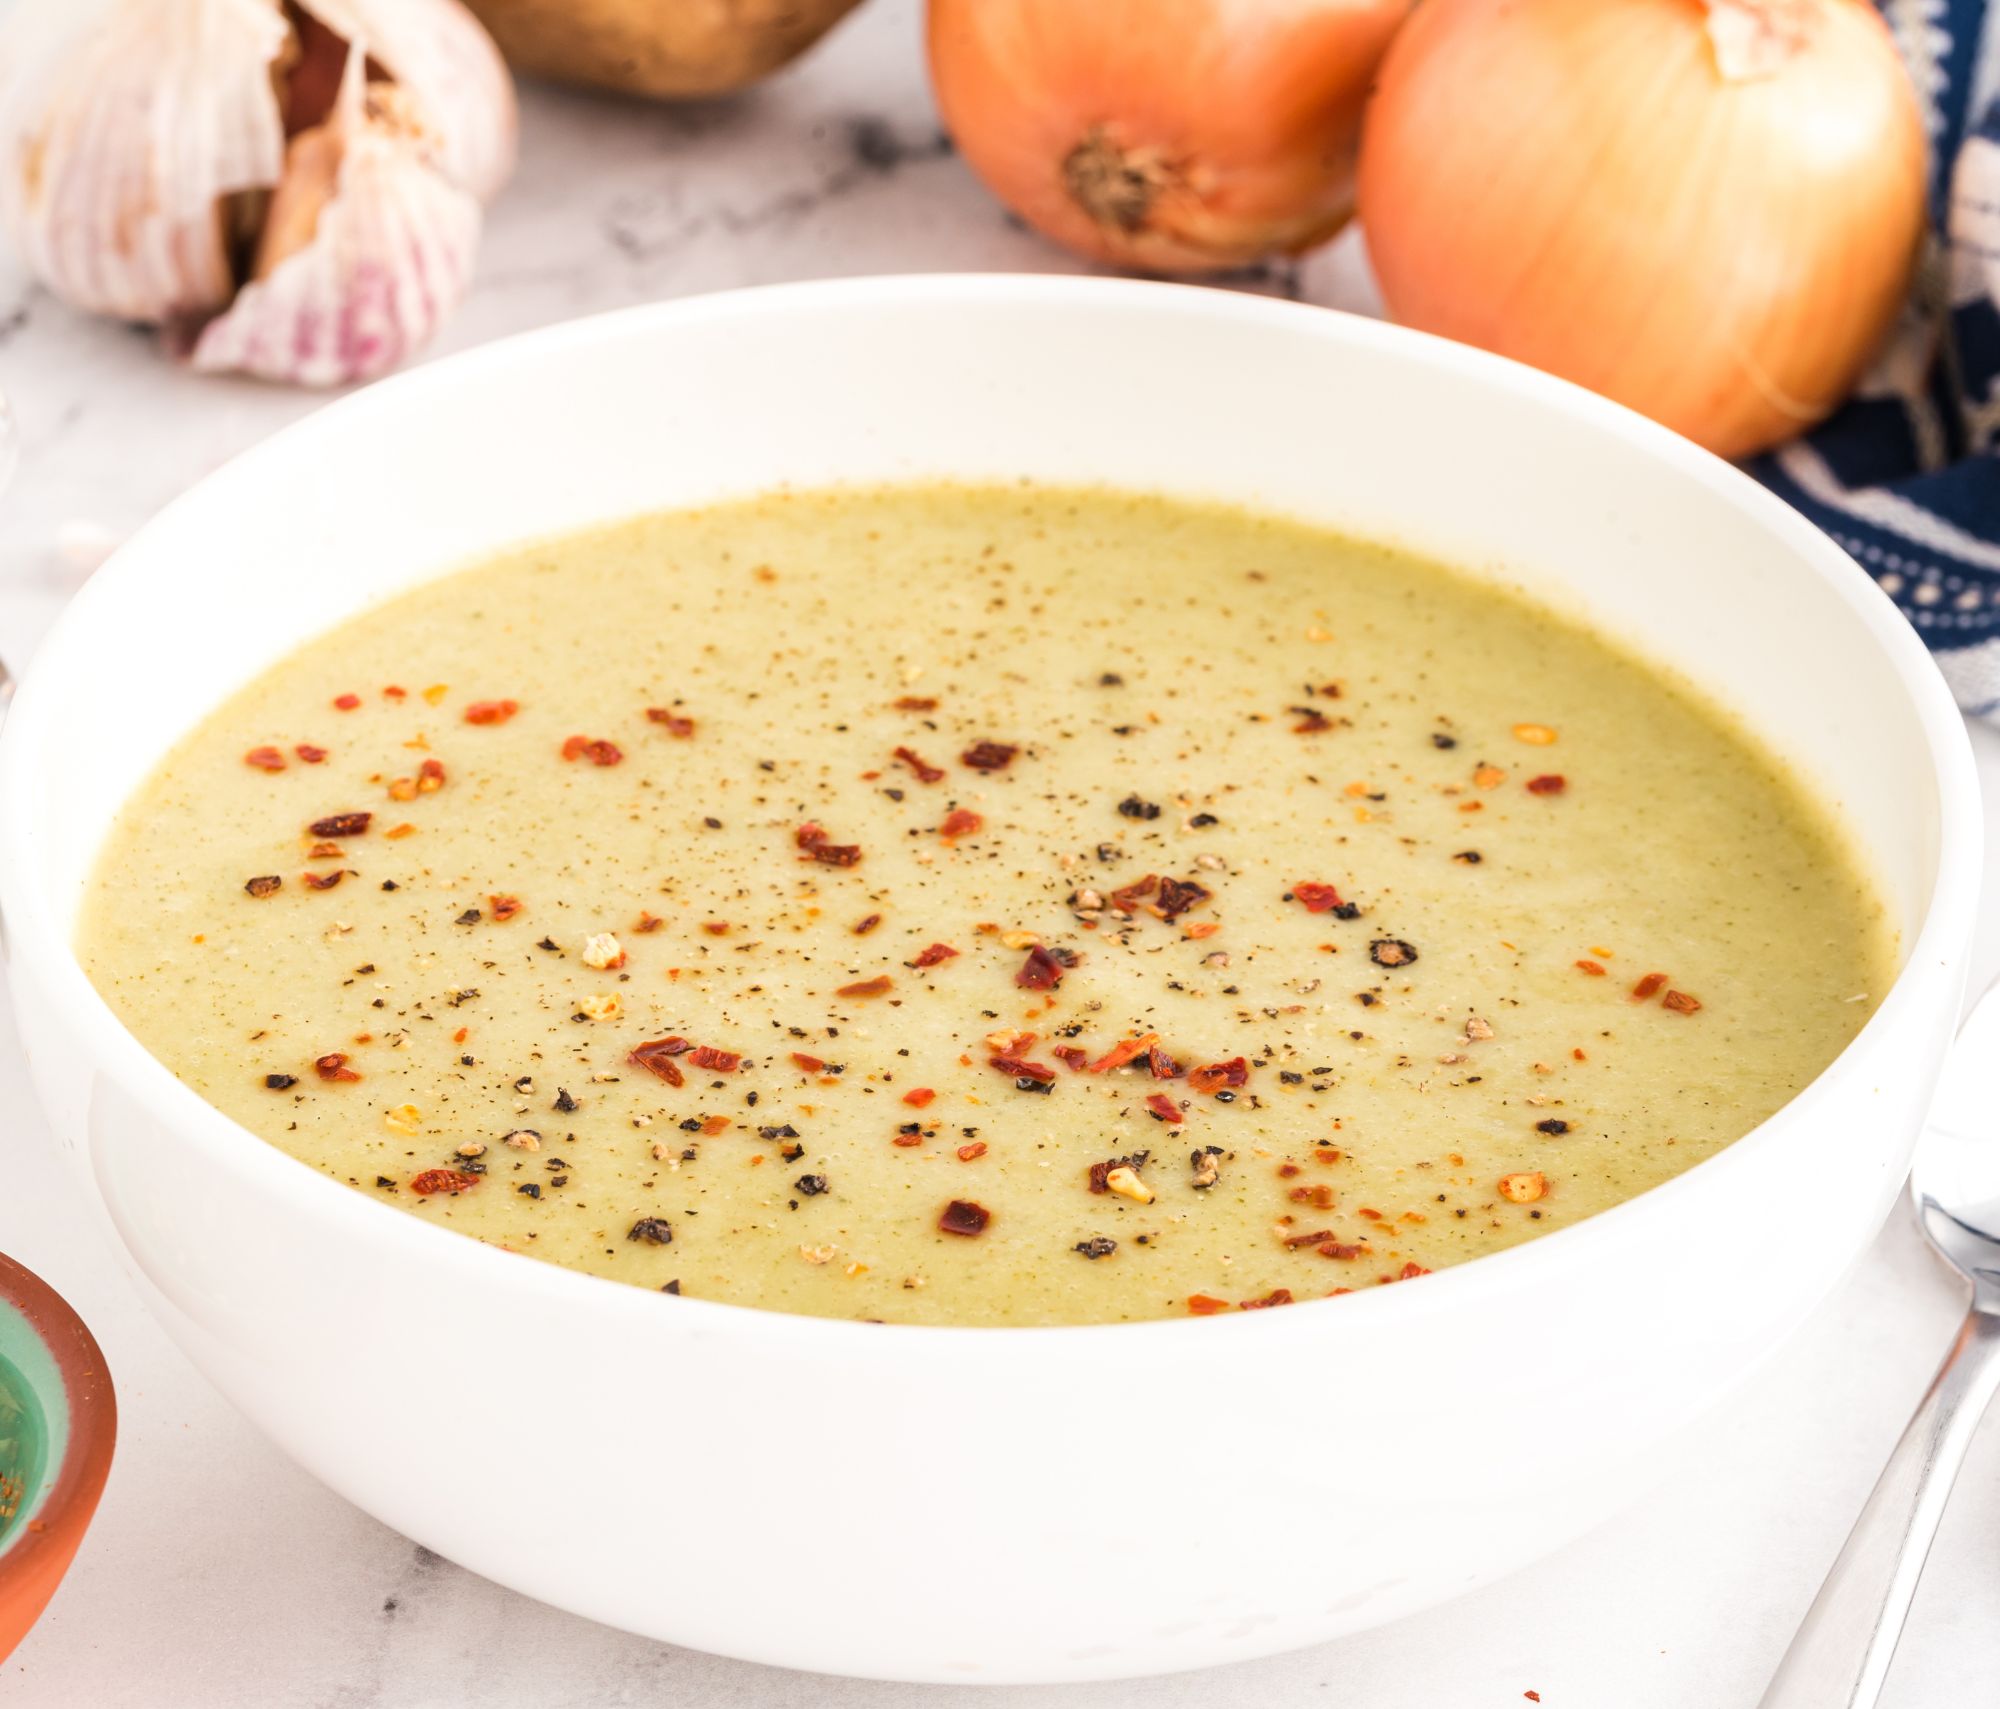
[0,1309,60,1555]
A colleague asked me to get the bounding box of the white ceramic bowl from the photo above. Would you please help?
[0,277,1981,1683]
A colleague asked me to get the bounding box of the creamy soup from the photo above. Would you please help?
[80,486,1893,1326]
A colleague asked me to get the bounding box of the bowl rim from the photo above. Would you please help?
[0,272,1982,1349]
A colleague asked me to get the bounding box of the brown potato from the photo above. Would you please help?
[461,0,866,99]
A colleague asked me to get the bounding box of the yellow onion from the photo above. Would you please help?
[1357,0,1926,459]
[927,0,1414,276]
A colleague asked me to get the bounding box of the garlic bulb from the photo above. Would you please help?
[0,0,515,385]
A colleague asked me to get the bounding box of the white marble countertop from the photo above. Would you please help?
[2,4,1999,1703]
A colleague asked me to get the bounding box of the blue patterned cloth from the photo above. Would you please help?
[1751,0,2000,718]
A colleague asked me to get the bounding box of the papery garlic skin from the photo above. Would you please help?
[191,80,481,386]
[0,0,290,321]
[302,0,516,201]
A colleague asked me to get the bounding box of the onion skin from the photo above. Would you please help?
[1357,0,1926,460]
[928,0,1414,276]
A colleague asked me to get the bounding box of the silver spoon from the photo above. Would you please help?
[1760,974,2000,1708]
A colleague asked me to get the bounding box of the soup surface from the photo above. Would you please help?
[80,485,1893,1326]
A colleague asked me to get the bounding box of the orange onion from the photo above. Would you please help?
[927,0,1415,275]
[1357,0,1926,459]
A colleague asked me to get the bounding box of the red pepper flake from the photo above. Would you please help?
[1526,773,1567,795]
[383,686,408,701]
[464,700,519,725]
[307,841,342,859]
[295,743,328,764]
[907,942,959,968]
[385,822,417,839]
[1188,1057,1249,1094]
[956,1142,987,1162]
[795,822,863,866]
[1239,1289,1294,1310]
[699,1114,732,1137]
[488,894,523,921]
[1317,1241,1365,1260]
[1187,1293,1231,1315]
[1289,1184,1337,1210]
[1144,1093,1185,1124]
[1109,873,1159,911]
[1088,1033,1157,1072]
[1052,1045,1090,1071]
[409,1168,479,1195]
[989,1053,1057,1084]
[902,1086,936,1108]
[1145,1044,1182,1080]
[560,735,623,766]
[938,1198,990,1236]
[1151,877,1210,922]
[1395,1261,1432,1280]
[333,693,362,711]
[1356,1205,1381,1218]
[646,707,696,738]
[303,870,345,891]
[1525,1695,1541,1704]
[243,745,287,771]
[1631,971,1668,1001]
[1292,707,1334,734]
[852,913,882,936]
[244,875,282,898]
[309,811,372,838]
[314,1052,361,1082]
[1015,944,1065,990]
[702,921,731,937]
[416,757,446,793]
[1291,881,1352,915]
[1278,1163,1303,1179]
[837,975,895,998]
[629,1037,692,1085]
[893,745,945,784]
[1661,989,1702,1014]
[792,1052,827,1072]
[688,1045,742,1073]
[938,807,984,844]
[960,741,1017,771]
[894,695,938,712]
[1575,959,1607,976]
[635,912,663,933]
[892,1131,925,1148]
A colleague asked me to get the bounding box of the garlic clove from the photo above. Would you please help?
[298,0,516,201]
[0,0,291,322]
[190,77,480,386]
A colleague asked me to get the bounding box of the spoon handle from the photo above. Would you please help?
[1759,1305,2000,1709]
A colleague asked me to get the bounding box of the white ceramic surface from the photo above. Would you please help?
[0,276,1981,1684]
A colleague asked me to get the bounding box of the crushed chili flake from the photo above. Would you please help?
[1291,881,1358,917]
[961,741,1018,771]
[836,974,895,998]
[1144,1092,1185,1124]
[688,1045,742,1073]
[1239,1289,1294,1310]
[295,744,328,764]
[307,840,342,860]
[627,1217,674,1245]
[243,745,287,771]
[1292,706,1334,734]
[957,1142,988,1162]
[893,745,945,783]
[1110,873,1159,911]
[1661,989,1702,1014]
[795,822,863,866]
[385,822,416,839]
[1145,1044,1182,1080]
[635,912,663,933]
[1015,944,1065,990]
[1052,1045,1090,1071]
[902,1086,936,1108]
[1395,1262,1432,1280]
[333,693,362,711]
[560,735,624,766]
[1575,959,1607,976]
[416,758,446,792]
[1631,972,1668,1000]
[1317,1241,1365,1260]
[314,1052,361,1082]
[1188,1057,1249,1094]
[1369,938,1419,968]
[792,1052,827,1072]
[938,1199,991,1236]
[646,707,697,738]
[1526,773,1567,795]
[488,894,523,921]
[410,1168,479,1195]
[1088,1033,1158,1073]
[1154,877,1211,921]
[907,942,959,968]
[464,699,518,725]
[938,807,984,844]
[629,1037,692,1085]
[853,913,883,935]
[244,875,282,898]
[303,870,345,891]
[309,811,372,838]
[1499,1172,1547,1203]
[1288,1184,1337,1210]
[891,1131,925,1148]
[1283,1224,1339,1247]
[1473,764,1506,789]
[989,1052,1057,1084]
